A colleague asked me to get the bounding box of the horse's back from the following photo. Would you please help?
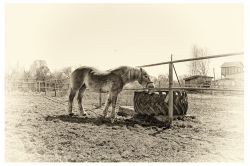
[70,66,131,92]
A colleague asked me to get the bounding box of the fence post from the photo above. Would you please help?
[99,90,102,107]
[168,54,173,125]
[38,81,41,92]
[54,80,57,97]
[35,81,37,92]
[44,80,47,95]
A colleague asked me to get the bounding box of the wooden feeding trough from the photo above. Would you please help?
[134,90,188,117]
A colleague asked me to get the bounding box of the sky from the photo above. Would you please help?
[5,3,244,79]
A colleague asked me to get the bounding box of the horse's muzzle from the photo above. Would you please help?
[146,82,155,94]
[146,81,154,88]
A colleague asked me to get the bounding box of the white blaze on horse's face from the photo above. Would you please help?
[139,68,155,93]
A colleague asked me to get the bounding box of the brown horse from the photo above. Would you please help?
[68,66,154,123]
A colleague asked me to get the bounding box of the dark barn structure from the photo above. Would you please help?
[184,75,213,88]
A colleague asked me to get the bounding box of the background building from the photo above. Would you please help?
[184,75,213,88]
[214,61,244,89]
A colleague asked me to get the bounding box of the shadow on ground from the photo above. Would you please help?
[44,114,170,128]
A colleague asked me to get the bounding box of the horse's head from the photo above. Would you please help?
[138,68,155,93]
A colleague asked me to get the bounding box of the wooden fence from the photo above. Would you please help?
[5,79,70,96]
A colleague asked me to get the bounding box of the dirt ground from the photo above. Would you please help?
[5,92,244,162]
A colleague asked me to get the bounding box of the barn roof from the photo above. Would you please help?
[183,75,213,81]
[221,61,243,68]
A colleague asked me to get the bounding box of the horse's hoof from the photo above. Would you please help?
[102,112,108,118]
[69,113,74,117]
[110,118,115,124]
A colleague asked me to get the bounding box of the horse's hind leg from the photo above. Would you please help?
[68,88,77,116]
[103,93,112,117]
[77,84,87,116]
[110,92,118,123]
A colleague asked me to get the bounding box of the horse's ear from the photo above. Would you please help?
[140,67,143,73]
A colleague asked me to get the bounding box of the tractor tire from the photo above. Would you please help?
[134,90,188,116]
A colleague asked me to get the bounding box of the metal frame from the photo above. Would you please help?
[137,52,243,126]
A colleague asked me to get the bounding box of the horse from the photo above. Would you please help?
[68,66,155,123]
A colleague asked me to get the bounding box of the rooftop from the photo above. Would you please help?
[184,75,213,81]
[221,61,243,68]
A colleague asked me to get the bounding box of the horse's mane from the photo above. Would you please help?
[108,66,132,76]
[109,66,141,83]
[86,66,140,84]
[88,67,111,76]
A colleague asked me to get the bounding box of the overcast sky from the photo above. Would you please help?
[5,3,243,78]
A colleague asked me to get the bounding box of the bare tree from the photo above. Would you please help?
[29,60,51,81]
[6,62,26,80]
[51,66,71,80]
[157,74,169,88]
[190,45,209,76]
[22,70,31,81]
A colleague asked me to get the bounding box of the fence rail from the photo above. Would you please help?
[5,80,244,93]
[137,52,243,68]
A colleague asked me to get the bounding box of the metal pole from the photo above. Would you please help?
[168,54,174,125]
[213,68,215,95]
[173,64,181,87]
